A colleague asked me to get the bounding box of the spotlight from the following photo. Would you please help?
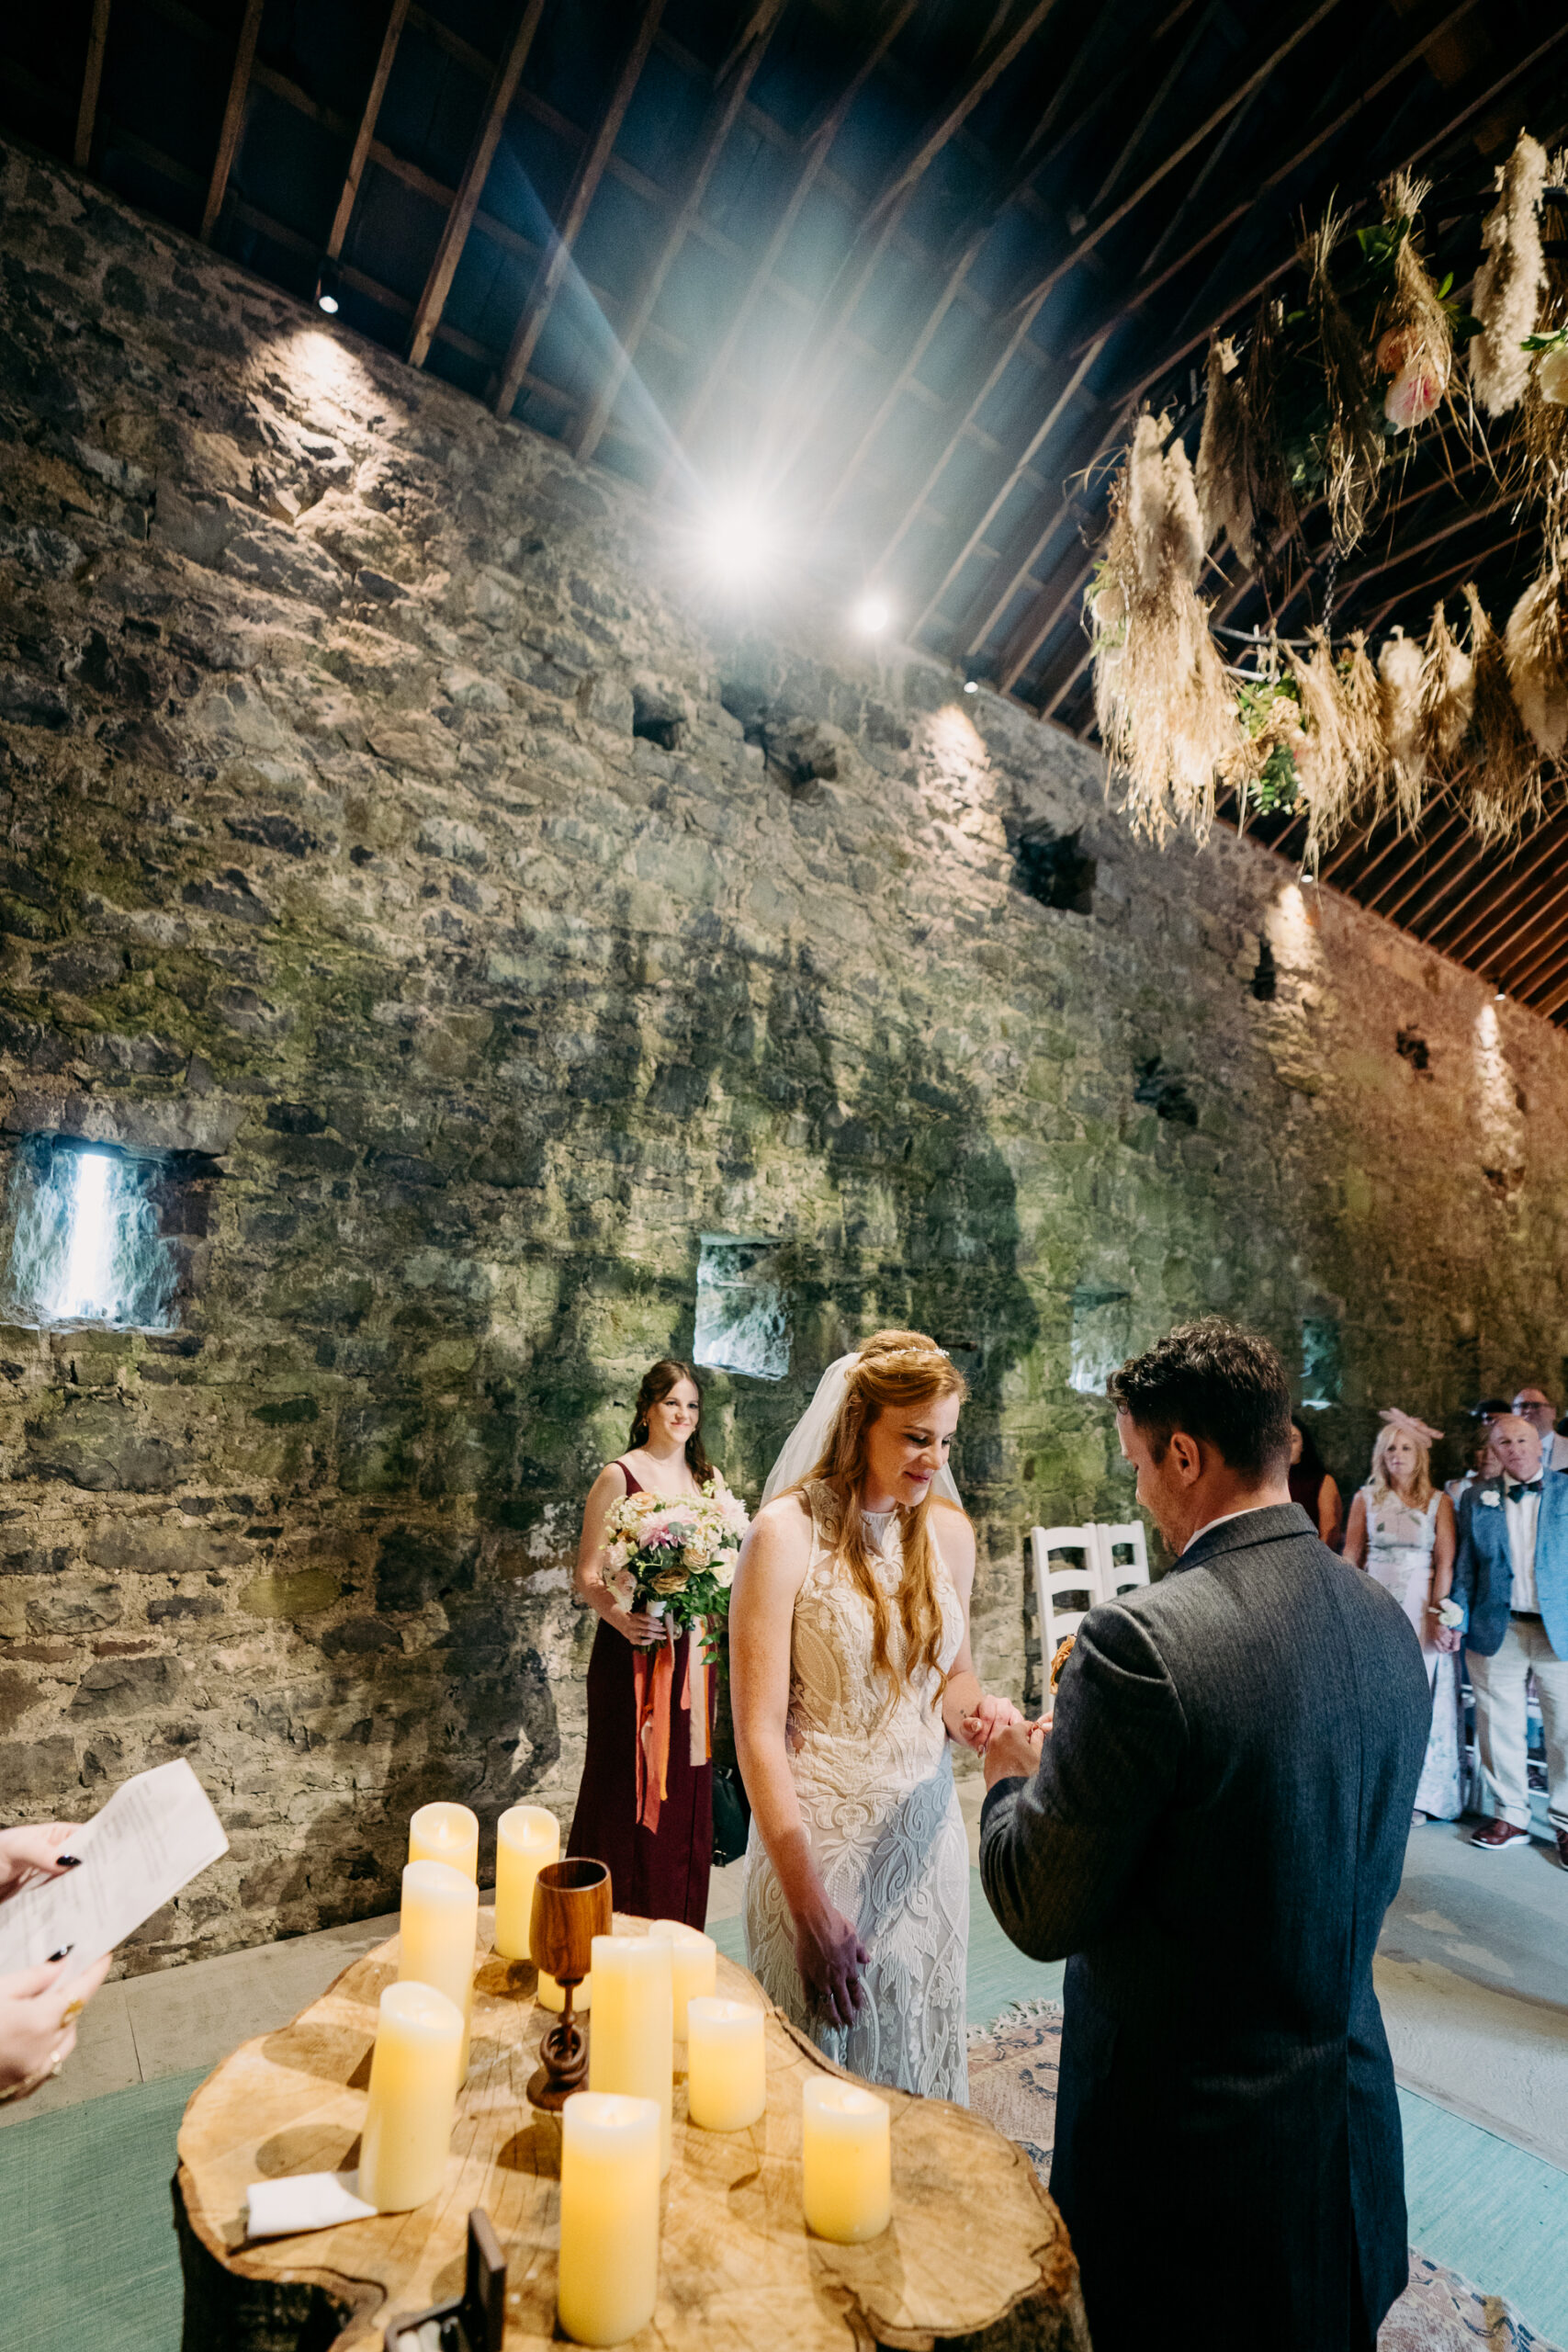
[315,261,341,316]
[854,594,890,636]
[697,498,776,588]
[1495,978,1507,1000]
[962,676,979,695]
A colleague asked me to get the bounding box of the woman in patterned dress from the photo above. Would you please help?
[729,1331,1021,2102]
[1344,1408,1462,1822]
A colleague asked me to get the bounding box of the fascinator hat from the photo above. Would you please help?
[1378,1407,1444,1447]
[761,1340,964,1509]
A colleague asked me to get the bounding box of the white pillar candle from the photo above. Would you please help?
[685,1997,766,2132]
[558,2092,660,2346]
[801,2075,892,2243]
[399,1859,478,2082]
[494,1804,558,1961]
[408,1801,479,1881]
[586,1934,673,2177]
[358,1980,463,2212]
[647,1918,716,2039]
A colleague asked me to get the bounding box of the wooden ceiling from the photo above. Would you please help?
[6,0,1568,1010]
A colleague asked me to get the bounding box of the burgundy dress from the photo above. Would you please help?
[567,1462,716,1928]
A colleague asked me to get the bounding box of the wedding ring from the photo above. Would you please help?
[61,1999,85,2023]
[47,2050,63,2077]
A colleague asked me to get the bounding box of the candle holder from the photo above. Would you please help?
[526,1859,612,2111]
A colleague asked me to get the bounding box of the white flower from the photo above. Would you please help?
[1481,1489,1501,1507]
[713,1555,736,1589]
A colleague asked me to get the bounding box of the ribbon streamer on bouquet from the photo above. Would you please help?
[633,1616,714,1832]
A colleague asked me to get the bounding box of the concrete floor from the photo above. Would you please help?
[8,1780,1561,2175]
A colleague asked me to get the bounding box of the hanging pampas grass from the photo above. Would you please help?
[1242,297,1299,553]
[1512,149,1568,538]
[1504,556,1568,759]
[1376,173,1452,435]
[1195,337,1254,564]
[1470,132,1548,418]
[1337,632,1391,820]
[1461,583,1543,843]
[1303,204,1383,553]
[1420,602,1475,775]
[1089,417,1235,843]
[1379,627,1428,826]
[1286,631,1354,863]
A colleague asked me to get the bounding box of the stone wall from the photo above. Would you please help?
[3,141,1567,1968]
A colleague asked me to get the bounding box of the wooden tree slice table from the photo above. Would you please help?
[175,1908,1089,2352]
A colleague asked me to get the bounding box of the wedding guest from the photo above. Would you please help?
[1510,1385,1568,1471]
[568,1359,722,1927]
[1288,1415,1343,1548]
[732,1331,1021,2101]
[1446,1426,1501,1510]
[978,1318,1428,2352]
[1448,1412,1568,1862]
[1344,1410,1461,1821]
[0,1822,113,2105]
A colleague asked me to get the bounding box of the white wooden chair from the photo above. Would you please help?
[1095,1521,1151,1601]
[1029,1525,1101,1668]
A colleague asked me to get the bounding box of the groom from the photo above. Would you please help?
[980,1320,1430,2352]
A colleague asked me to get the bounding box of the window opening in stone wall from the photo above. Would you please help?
[1301,1315,1343,1409]
[0,1136,186,1331]
[1132,1057,1198,1125]
[694,1236,789,1380]
[1014,825,1096,915]
[1396,1029,1430,1072]
[1251,937,1278,1001]
[1070,1285,1131,1396]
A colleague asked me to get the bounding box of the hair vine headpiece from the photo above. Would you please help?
[1378,1406,1443,1447]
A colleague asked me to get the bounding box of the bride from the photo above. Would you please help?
[730,1330,1020,2102]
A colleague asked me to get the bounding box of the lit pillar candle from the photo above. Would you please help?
[408,1801,479,1881]
[648,1919,716,2039]
[358,1980,463,2212]
[801,2075,892,2243]
[399,1860,479,2081]
[494,1804,558,1960]
[586,1934,673,2176]
[685,1997,766,2132]
[558,2092,660,2346]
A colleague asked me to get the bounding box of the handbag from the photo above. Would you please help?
[711,1763,751,1867]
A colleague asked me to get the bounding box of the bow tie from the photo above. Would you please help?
[1506,1478,1541,1501]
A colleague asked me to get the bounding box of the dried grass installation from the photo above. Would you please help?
[1419,602,1475,776]
[1461,583,1543,844]
[1303,204,1383,554]
[1470,132,1548,418]
[1337,633,1392,820]
[1504,555,1568,759]
[1376,172,1453,433]
[1286,632,1354,864]
[1089,418,1235,843]
[1195,338,1253,564]
[1241,298,1299,554]
[1512,150,1568,537]
[1379,628,1428,827]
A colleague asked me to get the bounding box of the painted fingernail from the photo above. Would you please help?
[47,1944,73,1962]
[57,1854,82,1869]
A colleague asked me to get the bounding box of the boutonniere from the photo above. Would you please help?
[1480,1488,1501,1507]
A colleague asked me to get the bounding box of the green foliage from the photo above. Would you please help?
[1234,673,1303,816]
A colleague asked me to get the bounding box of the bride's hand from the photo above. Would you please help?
[956,1692,1024,1752]
[607,1604,664,1648]
[793,1901,869,2030]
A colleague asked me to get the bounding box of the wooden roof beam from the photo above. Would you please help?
[1498,885,1568,998]
[74,0,112,171]
[408,0,547,369]
[1438,821,1568,964]
[1358,526,1535,636]
[1426,822,1567,956]
[1370,812,1480,924]
[325,0,410,266]
[571,0,786,465]
[492,0,666,419]
[860,0,1065,231]
[199,0,263,242]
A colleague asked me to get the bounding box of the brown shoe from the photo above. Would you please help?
[1471,1817,1530,1851]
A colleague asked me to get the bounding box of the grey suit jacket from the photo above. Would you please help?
[981,1503,1430,2352]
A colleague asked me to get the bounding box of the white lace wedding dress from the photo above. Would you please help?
[742,1487,970,2101]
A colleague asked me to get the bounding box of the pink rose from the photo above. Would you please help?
[1384,356,1445,431]
[1374,327,1411,377]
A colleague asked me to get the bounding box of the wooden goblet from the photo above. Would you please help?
[526,1858,612,2111]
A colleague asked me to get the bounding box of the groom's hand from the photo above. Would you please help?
[983,1718,1047,1791]
[794,1900,870,2030]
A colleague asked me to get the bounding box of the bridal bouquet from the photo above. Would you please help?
[604,1479,750,1635]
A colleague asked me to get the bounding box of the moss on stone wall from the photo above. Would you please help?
[3,143,1568,1967]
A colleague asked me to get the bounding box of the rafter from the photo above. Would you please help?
[1441,823,1568,966]
[491,0,666,421]
[571,0,787,466]
[1500,884,1568,999]
[408,0,547,369]
[74,0,112,171]
[861,0,1065,229]
[1430,826,1568,958]
[199,0,263,243]
[1371,813,1479,923]
[655,0,916,493]
[325,0,410,265]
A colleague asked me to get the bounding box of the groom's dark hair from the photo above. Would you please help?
[1107,1318,1292,1478]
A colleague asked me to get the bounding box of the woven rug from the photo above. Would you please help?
[967,2003,1563,2352]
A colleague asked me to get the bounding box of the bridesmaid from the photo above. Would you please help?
[568,1358,719,1927]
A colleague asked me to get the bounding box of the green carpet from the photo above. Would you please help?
[1,2061,206,2352]
[5,1888,1562,2351]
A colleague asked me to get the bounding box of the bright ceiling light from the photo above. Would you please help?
[315,262,341,315]
[962,676,979,695]
[697,499,777,588]
[854,594,890,635]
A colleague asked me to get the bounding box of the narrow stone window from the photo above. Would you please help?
[1301,1315,1342,1408]
[1014,825,1096,914]
[1396,1029,1430,1071]
[0,1137,186,1331]
[693,1237,789,1380]
[1070,1285,1131,1396]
